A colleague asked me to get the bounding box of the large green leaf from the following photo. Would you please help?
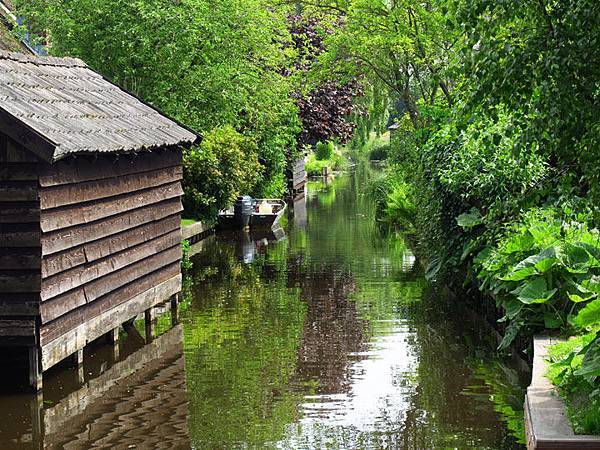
[574,339,600,377]
[561,244,592,274]
[573,299,600,330]
[517,277,557,304]
[456,208,483,228]
[580,276,600,294]
[498,320,522,350]
[503,299,524,321]
[501,266,537,281]
[501,247,558,281]
[568,292,597,303]
[573,242,600,267]
[503,232,535,254]
[425,257,442,281]
[544,312,562,329]
[533,247,559,273]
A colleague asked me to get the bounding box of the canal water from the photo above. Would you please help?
[0,162,529,449]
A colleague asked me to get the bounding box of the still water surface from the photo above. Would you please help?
[0,163,528,449]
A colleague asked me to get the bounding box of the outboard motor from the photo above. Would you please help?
[234,196,254,229]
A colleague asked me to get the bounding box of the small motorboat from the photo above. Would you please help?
[218,197,287,230]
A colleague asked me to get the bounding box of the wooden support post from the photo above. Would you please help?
[106,327,120,361]
[28,346,42,392]
[171,293,181,326]
[30,391,43,450]
[72,349,84,385]
[72,348,83,366]
[145,308,156,343]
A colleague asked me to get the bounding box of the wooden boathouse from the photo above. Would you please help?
[0,50,199,389]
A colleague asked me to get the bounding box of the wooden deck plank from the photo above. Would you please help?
[0,163,38,181]
[0,249,41,270]
[0,318,36,337]
[41,231,181,301]
[40,262,180,337]
[39,150,181,187]
[0,183,38,202]
[0,230,40,247]
[0,271,41,293]
[39,288,87,324]
[0,202,40,223]
[83,214,181,263]
[82,246,181,303]
[0,295,40,316]
[41,214,180,277]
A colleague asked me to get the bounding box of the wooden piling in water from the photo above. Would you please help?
[171,293,181,325]
[28,346,42,391]
[145,308,156,342]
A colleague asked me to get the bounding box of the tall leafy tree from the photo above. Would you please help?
[292,0,459,129]
[288,13,362,147]
[17,0,301,210]
[456,0,600,200]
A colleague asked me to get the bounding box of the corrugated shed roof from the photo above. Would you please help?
[0,50,199,161]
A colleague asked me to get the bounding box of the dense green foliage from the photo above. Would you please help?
[14,0,600,432]
[291,0,600,427]
[548,334,600,434]
[474,208,600,349]
[315,141,334,161]
[16,0,302,219]
[182,126,262,219]
[305,150,346,176]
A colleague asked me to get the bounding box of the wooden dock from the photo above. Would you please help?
[525,336,600,449]
[289,156,307,198]
[182,220,213,244]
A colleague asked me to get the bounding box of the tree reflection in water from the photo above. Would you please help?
[183,162,527,449]
[0,162,529,450]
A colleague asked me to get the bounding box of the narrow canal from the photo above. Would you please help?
[0,162,529,449]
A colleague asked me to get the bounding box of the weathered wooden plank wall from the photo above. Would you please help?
[291,156,307,194]
[36,149,183,369]
[0,135,40,342]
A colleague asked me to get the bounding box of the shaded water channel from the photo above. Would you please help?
[1,163,529,449]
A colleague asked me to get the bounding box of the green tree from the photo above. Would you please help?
[17,0,301,208]
[293,0,459,129]
[183,126,263,219]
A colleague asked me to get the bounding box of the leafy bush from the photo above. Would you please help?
[438,109,548,217]
[368,144,390,161]
[369,171,415,231]
[305,151,347,176]
[181,239,193,272]
[183,126,262,220]
[547,334,600,434]
[474,208,600,349]
[315,141,334,161]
